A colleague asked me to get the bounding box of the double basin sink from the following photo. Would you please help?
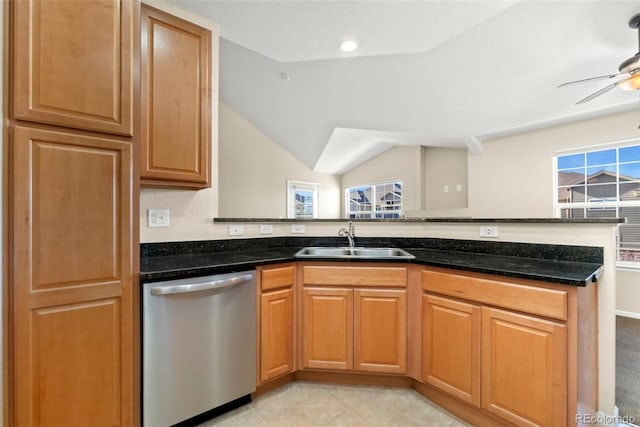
[295,246,415,260]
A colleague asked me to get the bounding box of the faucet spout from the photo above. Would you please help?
[338,222,356,248]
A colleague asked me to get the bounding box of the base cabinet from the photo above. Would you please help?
[355,289,407,373]
[422,268,591,427]
[258,265,296,384]
[302,288,354,370]
[422,294,481,407]
[301,264,408,374]
[482,307,567,426]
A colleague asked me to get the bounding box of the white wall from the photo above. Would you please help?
[139,0,221,243]
[218,103,341,219]
[423,146,468,209]
[468,109,640,218]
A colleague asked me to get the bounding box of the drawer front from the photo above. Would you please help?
[422,270,567,321]
[303,266,407,287]
[261,265,295,291]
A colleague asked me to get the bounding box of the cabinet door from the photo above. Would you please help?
[422,294,481,407]
[260,289,294,382]
[482,307,567,426]
[11,126,133,426]
[302,288,353,370]
[354,289,406,373]
[12,0,133,135]
[140,4,212,188]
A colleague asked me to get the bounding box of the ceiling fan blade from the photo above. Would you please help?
[558,72,626,88]
[575,75,632,104]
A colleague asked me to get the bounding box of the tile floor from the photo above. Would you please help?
[198,381,471,427]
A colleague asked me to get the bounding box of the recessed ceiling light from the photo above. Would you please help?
[340,40,358,52]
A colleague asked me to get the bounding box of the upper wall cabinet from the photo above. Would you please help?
[12,0,134,136]
[140,4,212,189]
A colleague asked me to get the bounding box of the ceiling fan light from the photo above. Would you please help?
[620,74,640,91]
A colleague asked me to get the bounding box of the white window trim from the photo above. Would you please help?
[286,180,319,219]
[345,180,403,219]
[553,139,640,269]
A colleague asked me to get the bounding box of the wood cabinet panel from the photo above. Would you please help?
[11,126,133,426]
[140,4,211,188]
[422,270,568,321]
[302,265,407,287]
[422,294,481,407]
[482,307,567,426]
[261,265,295,291]
[260,289,294,382]
[302,288,353,370]
[12,0,133,135]
[22,300,122,427]
[354,289,406,373]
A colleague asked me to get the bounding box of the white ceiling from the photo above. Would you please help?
[172,0,640,174]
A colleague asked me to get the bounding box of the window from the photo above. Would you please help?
[346,181,402,219]
[287,181,319,219]
[555,143,640,266]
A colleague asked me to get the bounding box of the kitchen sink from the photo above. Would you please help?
[294,247,415,259]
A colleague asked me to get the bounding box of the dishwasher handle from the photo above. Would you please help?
[150,273,254,296]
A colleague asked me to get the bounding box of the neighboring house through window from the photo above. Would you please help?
[287,181,319,219]
[555,142,640,266]
[346,181,402,219]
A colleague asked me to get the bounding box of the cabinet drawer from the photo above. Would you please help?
[261,266,295,291]
[422,270,567,321]
[303,266,407,287]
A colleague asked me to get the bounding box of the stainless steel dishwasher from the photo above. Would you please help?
[143,271,256,427]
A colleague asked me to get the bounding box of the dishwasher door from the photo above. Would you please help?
[143,271,256,427]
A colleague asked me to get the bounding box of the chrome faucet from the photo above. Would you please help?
[338,221,356,248]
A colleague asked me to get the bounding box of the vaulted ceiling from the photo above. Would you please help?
[172,0,640,174]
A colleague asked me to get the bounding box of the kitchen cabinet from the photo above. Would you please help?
[422,294,480,407]
[258,265,296,383]
[354,289,406,373]
[301,264,407,374]
[302,287,354,370]
[10,126,135,426]
[421,268,594,427]
[140,4,212,188]
[482,307,566,426]
[8,0,138,424]
[12,0,134,135]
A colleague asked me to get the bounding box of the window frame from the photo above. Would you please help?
[287,180,319,219]
[553,138,640,269]
[344,180,403,219]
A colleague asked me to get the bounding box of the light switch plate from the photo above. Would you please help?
[148,209,170,228]
[228,225,244,236]
[291,224,305,234]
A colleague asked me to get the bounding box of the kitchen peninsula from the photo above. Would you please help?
[141,218,619,427]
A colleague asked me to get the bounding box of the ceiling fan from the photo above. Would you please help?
[558,12,640,104]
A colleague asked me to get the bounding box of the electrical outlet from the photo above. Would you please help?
[443,185,449,193]
[480,226,499,238]
[228,225,244,236]
[291,224,305,234]
[456,184,462,192]
[259,224,273,234]
[148,209,170,228]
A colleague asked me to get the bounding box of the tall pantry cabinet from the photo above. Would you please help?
[7,0,139,426]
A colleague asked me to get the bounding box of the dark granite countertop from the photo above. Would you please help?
[140,237,603,286]
[213,217,625,224]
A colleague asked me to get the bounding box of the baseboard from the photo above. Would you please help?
[616,310,640,319]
